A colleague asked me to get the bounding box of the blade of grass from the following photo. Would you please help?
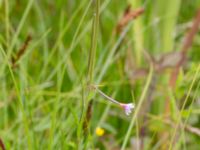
[81,0,100,149]
[169,64,200,150]
[161,0,181,52]
[0,46,33,150]
[5,0,10,48]
[129,0,144,65]
[6,0,34,58]
[87,12,99,84]
[121,64,153,150]
[96,23,132,83]
[44,0,111,82]
[38,0,88,80]
[33,0,50,63]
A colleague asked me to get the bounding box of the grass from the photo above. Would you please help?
[0,0,200,149]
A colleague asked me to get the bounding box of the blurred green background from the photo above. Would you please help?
[0,0,200,149]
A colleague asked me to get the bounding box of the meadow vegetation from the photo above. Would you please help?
[0,0,200,149]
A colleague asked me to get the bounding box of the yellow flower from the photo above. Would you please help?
[95,127,105,136]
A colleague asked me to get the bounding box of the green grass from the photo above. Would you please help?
[0,0,200,149]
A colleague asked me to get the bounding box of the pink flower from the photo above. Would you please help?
[120,103,135,116]
[92,85,135,116]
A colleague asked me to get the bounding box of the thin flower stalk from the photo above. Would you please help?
[91,85,135,115]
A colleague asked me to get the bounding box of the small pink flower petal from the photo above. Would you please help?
[121,103,135,116]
